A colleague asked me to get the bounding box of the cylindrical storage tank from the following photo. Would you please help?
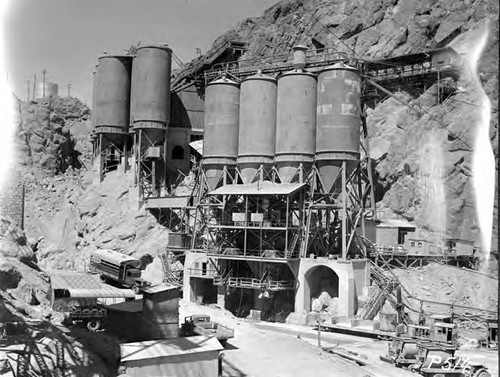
[316,64,361,193]
[293,45,308,70]
[202,76,240,190]
[95,55,132,139]
[238,72,277,184]
[130,44,172,126]
[35,82,58,99]
[91,68,97,130]
[275,70,317,183]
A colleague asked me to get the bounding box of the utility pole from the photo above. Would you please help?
[42,69,47,98]
[67,84,71,98]
[26,80,30,102]
[33,75,36,101]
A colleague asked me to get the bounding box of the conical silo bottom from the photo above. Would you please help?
[203,166,225,191]
[317,160,358,195]
[239,162,272,184]
[239,166,259,184]
[277,161,312,184]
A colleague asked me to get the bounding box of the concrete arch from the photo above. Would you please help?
[304,265,339,312]
[293,259,357,322]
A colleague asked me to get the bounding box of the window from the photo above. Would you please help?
[410,241,415,247]
[418,242,422,248]
[172,145,185,160]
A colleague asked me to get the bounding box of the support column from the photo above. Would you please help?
[217,285,226,308]
[122,137,128,173]
[341,161,347,260]
[163,130,168,193]
[99,133,104,183]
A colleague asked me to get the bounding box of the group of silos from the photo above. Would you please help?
[202,46,362,193]
[91,44,173,168]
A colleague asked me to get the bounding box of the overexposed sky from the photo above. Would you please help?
[4,0,277,105]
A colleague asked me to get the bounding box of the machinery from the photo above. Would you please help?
[89,249,150,294]
[180,315,234,345]
[410,341,491,377]
[380,337,419,368]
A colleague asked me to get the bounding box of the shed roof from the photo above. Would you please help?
[209,181,306,196]
[189,140,203,156]
[142,284,179,294]
[50,271,136,299]
[145,196,191,209]
[121,336,223,362]
[376,219,416,229]
[91,249,140,266]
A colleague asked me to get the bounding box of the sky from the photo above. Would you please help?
[3,0,277,105]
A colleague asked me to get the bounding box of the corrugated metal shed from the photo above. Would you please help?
[50,271,136,299]
[209,181,306,196]
[121,336,223,362]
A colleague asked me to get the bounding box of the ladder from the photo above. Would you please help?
[286,233,300,259]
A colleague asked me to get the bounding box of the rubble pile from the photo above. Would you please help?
[0,216,120,376]
[393,263,498,338]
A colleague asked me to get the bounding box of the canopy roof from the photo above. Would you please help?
[209,181,306,196]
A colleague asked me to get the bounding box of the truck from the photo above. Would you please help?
[89,249,150,294]
[180,315,234,345]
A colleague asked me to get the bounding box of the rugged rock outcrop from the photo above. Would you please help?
[16,97,90,175]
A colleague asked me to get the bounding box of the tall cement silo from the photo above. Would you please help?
[315,63,361,193]
[237,72,277,183]
[202,75,240,190]
[130,44,172,196]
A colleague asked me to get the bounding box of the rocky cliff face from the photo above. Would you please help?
[16,97,91,176]
[205,0,498,251]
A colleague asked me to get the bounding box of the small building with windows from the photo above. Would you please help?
[374,219,416,249]
[404,237,441,255]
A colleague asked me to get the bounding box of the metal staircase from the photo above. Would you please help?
[358,262,399,320]
[160,252,183,287]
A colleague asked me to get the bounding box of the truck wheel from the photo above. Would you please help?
[473,370,491,377]
[131,284,140,295]
[87,320,101,332]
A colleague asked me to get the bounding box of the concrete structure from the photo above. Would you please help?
[120,336,223,377]
[171,88,205,136]
[34,81,58,99]
[167,126,191,180]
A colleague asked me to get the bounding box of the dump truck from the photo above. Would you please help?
[89,249,150,294]
[180,314,234,345]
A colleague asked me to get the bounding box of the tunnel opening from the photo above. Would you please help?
[189,277,217,305]
[304,265,339,314]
